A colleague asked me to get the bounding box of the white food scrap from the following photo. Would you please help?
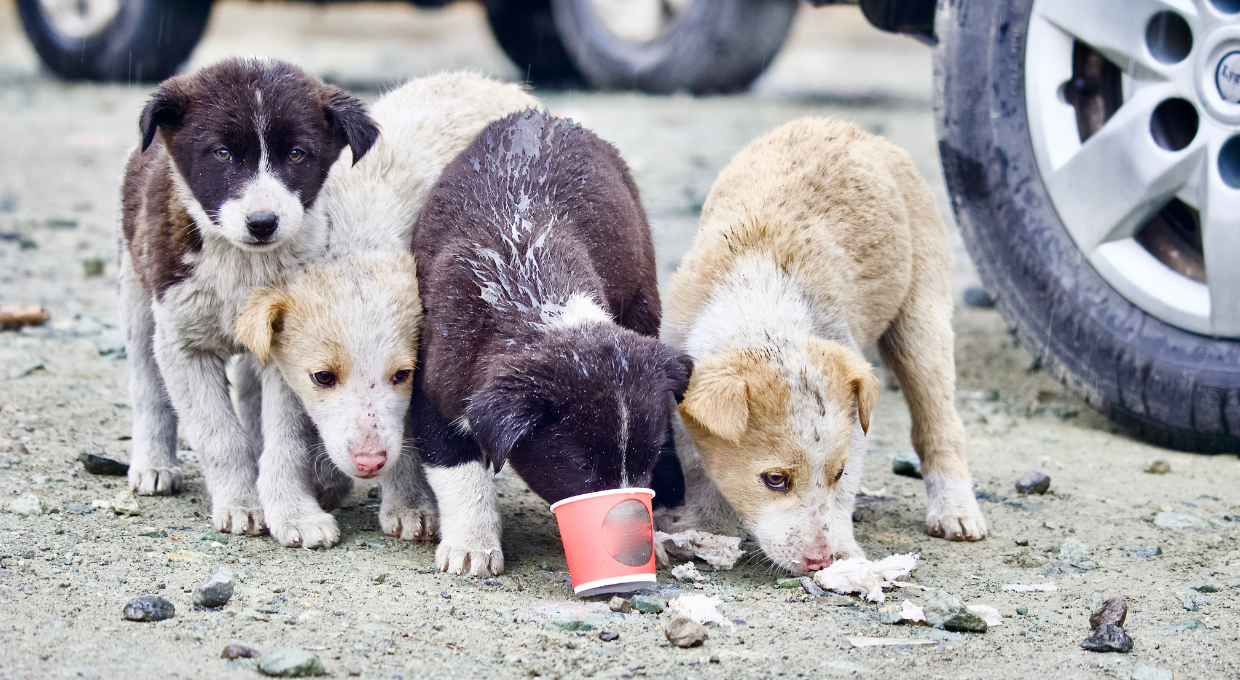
[848,637,936,648]
[667,594,734,630]
[1002,583,1058,592]
[812,553,919,603]
[671,561,709,583]
[967,604,1003,627]
[654,530,744,570]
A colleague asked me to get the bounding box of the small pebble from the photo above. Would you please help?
[1176,589,1197,612]
[892,450,922,479]
[1191,584,1220,593]
[371,573,386,584]
[1125,546,1161,558]
[799,576,824,597]
[1089,597,1127,629]
[629,595,667,614]
[221,644,259,659]
[598,631,619,642]
[82,258,105,277]
[108,491,142,516]
[7,495,44,516]
[923,591,988,633]
[1080,623,1133,653]
[1172,617,1205,631]
[1014,470,1051,495]
[549,619,593,632]
[199,531,230,544]
[193,566,235,608]
[775,577,801,589]
[123,595,175,622]
[1145,460,1171,474]
[963,286,996,309]
[1016,607,1028,615]
[664,614,708,648]
[257,649,325,677]
[608,596,632,614]
[78,452,129,476]
[1014,537,1029,546]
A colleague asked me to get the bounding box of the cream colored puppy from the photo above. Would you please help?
[234,73,540,548]
[661,118,987,574]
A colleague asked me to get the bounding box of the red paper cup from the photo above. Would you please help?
[549,488,657,597]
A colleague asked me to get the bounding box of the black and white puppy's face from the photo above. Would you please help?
[465,327,693,505]
[139,58,378,251]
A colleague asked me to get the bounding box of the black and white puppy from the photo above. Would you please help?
[412,110,694,577]
[119,57,378,534]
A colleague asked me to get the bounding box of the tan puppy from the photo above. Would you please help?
[661,118,987,574]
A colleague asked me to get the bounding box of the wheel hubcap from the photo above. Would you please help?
[586,0,690,42]
[1026,0,1240,337]
[37,0,120,40]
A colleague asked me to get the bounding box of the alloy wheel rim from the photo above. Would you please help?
[1026,0,1240,337]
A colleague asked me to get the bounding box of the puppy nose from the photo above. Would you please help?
[804,553,834,572]
[246,211,278,240]
[351,450,387,477]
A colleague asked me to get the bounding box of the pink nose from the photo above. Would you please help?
[351,450,387,477]
[804,552,834,572]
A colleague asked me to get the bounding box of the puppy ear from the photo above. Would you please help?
[665,350,695,404]
[806,339,881,435]
[321,86,379,166]
[465,375,548,473]
[679,354,749,444]
[139,77,194,152]
[235,288,289,365]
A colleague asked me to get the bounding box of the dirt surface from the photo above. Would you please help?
[2,3,1239,679]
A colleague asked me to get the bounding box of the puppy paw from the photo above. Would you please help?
[924,472,987,541]
[268,510,340,549]
[832,539,866,563]
[435,541,504,577]
[128,466,182,496]
[380,501,439,542]
[212,501,266,536]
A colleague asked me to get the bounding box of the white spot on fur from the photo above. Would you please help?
[617,391,629,487]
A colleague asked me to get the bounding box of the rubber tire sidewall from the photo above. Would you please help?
[935,0,1240,453]
[486,0,586,89]
[16,0,211,82]
[549,0,799,95]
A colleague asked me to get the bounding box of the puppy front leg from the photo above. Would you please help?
[120,257,181,495]
[258,366,340,549]
[152,326,263,534]
[424,462,502,576]
[378,426,438,542]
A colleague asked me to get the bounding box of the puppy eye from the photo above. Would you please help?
[288,148,305,163]
[214,148,231,162]
[761,472,789,492]
[834,468,844,482]
[391,369,411,385]
[310,371,337,388]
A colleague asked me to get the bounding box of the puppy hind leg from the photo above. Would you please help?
[378,436,439,542]
[120,258,181,496]
[878,287,987,542]
[311,442,354,511]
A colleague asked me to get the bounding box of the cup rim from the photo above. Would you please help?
[548,487,655,512]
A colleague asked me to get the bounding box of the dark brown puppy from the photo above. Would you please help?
[412,109,692,577]
[119,57,378,538]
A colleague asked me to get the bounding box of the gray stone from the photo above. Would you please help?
[221,644,259,659]
[1015,470,1051,495]
[199,531,230,544]
[892,450,922,479]
[775,577,801,589]
[7,495,44,516]
[1080,623,1132,653]
[923,591,988,633]
[1125,546,1161,558]
[1172,617,1205,631]
[1131,667,1172,680]
[598,631,619,642]
[256,650,325,677]
[108,492,141,516]
[123,595,175,622]
[1175,589,1197,612]
[78,452,128,476]
[799,576,824,597]
[1145,460,1171,474]
[64,503,91,515]
[1089,597,1127,629]
[1154,512,1204,529]
[192,566,234,608]
[1059,537,1094,569]
[664,614,708,648]
[1190,584,1220,593]
[608,596,632,613]
[630,595,667,614]
[963,286,995,309]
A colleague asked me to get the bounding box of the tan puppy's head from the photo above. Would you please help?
[679,339,879,574]
[236,251,421,480]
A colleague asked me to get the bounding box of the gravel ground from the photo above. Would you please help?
[1,3,1239,679]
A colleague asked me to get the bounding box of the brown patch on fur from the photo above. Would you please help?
[679,349,810,518]
[120,144,203,298]
[805,338,880,435]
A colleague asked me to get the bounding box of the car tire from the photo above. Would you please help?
[486,0,586,89]
[935,0,1240,453]
[17,0,212,82]
[549,0,798,95]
